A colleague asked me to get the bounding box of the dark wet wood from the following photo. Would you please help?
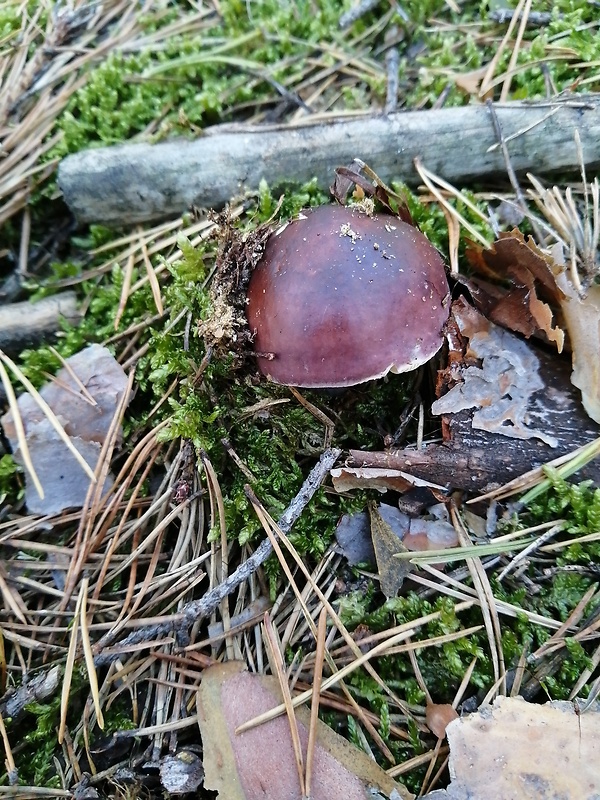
[349,348,600,493]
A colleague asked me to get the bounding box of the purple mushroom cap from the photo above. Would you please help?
[246,204,449,388]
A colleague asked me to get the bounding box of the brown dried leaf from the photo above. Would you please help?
[331,467,414,494]
[467,229,563,300]
[464,229,565,350]
[489,285,564,352]
[330,161,414,225]
[451,65,492,99]
[425,702,459,740]
[368,502,412,598]
[197,661,412,800]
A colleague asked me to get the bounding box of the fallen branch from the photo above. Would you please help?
[93,447,341,666]
[58,95,600,226]
[350,348,600,492]
[0,291,80,354]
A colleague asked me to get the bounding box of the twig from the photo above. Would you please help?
[59,98,600,226]
[384,26,400,115]
[93,447,341,665]
[0,292,80,355]
[489,8,554,26]
[485,99,526,210]
[485,99,546,244]
[339,0,382,29]
[497,522,565,581]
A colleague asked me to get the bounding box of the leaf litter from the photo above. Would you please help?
[2,3,600,798]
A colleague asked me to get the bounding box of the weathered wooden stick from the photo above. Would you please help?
[58,96,600,226]
[0,291,80,354]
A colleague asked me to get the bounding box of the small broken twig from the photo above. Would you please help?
[93,447,341,665]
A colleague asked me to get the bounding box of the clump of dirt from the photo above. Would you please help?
[197,209,272,358]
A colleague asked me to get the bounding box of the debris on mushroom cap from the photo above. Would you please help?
[246,204,450,388]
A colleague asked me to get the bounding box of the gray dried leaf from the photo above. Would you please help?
[1,344,129,514]
[432,305,558,447]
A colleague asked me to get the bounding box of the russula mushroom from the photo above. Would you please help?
[246,204,449,388]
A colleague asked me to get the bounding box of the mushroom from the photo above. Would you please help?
[246,204,449,388]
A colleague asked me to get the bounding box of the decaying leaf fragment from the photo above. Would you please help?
[432,300,558,447]
[466,226,600,424]
[550,243,600,425]
[0,344,129,514]
[433,695,600,799]
[369,503,412,599]
[331,467,426,494]
[197,661,412,800]
[425,702,458,740]
[336,503,458,596]
[465,228,565,351]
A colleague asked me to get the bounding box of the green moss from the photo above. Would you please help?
[12,688,64,787]
[0,454,23,507]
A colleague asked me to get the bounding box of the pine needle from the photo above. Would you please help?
[0,358,44,499]
[414,158,492,249]
[263,612,306,798]
[80,578,104,731]
[305,607,327,800]
[58,582,84,744]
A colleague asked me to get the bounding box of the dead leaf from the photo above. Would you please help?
[487,284,564,352]
[335,511,373,566]
[331,466,446,494]
[550,244,600,424]
[450,65,491,99]
[330,160,415,225]
[432,299,559,447]
[336,505,459,574]
[467,229,563,300]
[331,467,414,494]
[403,517,458,552]
[425,702,459,739]
[439,695,600,799]
[197,661,412,800]
[369,502,412,598]
[464,229,565,350]
[0,344,129,515]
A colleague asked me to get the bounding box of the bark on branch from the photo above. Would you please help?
[58,95,600,227]
[0,291,80,354]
